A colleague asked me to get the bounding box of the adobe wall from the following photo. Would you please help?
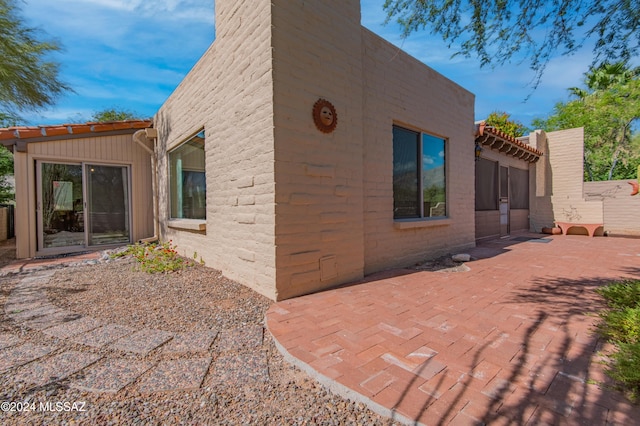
[529,128,604,233]
[154,0,278,299]
[271,0,365,300]
[584,180,640,236]
[361,29,476,273]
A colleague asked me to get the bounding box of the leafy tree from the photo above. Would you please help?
[383,0,640,84]
[533,63,640,181]
[485,111,527,138]
[90,107,142,122]
[0,0,69,115]
[0,0,69,203]
[0,145,13,203]
[0,112,19,203]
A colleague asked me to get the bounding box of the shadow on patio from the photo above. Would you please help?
[267,236,640,424]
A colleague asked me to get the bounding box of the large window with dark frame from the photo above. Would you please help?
[392,125,447,219]
[475,158,498,211]
[509,166,529,209]
[169,130,206,220]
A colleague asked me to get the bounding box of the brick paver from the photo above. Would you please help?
[267,235,640,425]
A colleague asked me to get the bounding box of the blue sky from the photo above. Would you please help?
[21,0,597,128]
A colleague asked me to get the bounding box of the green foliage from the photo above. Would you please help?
[0,0,70,114]
[0,112,17,203]
[533,62,640,181]
[0,145,13,203]
[91,108,142,122]
[596,280,640,401]
[608,342,640,402]
[596,280,640,311]
[383,0,640,84]
[0,111,19,127]
[111,241,196,273]
[598,307,640,344]
[485,111,527,138]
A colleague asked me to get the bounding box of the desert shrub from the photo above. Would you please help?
[596,279,640,401]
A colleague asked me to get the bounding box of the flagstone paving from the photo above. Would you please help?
[13,351,102,386]
[137,358,212,393]
[1,262,262,395]
[0,343,55,373]
[267,235,640,425]
[109,329,174,354]
[71,359,154,393]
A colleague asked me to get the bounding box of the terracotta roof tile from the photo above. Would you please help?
[475,121,543,161]
[0,119,153,143]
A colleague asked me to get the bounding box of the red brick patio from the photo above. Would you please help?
[266,234,640,425]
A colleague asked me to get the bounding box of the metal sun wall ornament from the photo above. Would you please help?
[313,98,337,133]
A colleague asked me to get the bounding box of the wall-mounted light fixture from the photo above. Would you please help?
[475,142,483,161]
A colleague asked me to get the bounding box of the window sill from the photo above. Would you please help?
[394,218,452,230]
[168,219,206,231]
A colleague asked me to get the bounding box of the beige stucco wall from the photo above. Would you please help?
[361,29,476,273]
[155,0,479,300]
[154,0,277,299]
[271,0,365,300]
[584,180,640,236]
[11,133,153,258]
[529,127,604,231]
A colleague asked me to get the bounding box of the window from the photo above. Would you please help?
[509,167,529,209]
[169,130,206,219]
[393,125,447,219]
[475,158,498,211]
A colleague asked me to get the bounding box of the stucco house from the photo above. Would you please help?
[153,0,476,301]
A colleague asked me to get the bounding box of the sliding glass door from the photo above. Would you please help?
[37,161,131,255]
[86,164,130,246]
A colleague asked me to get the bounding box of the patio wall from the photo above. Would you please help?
[585,180,640,236]
[529,128,604,234]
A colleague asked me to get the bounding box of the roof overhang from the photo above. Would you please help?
[0,120,153,152]
[475,122,542,163]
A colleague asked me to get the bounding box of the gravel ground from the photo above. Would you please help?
[0,252,401,425]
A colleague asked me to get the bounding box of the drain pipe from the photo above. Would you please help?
[133,128,159,244]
